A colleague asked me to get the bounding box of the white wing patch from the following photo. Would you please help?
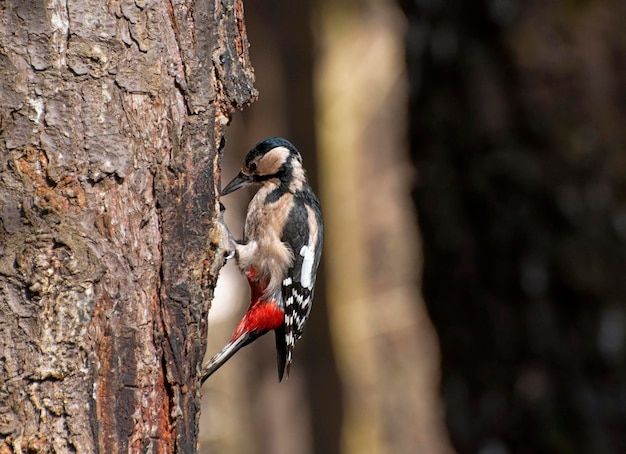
[299,243,315,289]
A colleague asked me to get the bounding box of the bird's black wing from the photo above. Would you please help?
[279,192,322,379]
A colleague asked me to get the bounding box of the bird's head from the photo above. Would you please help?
[221,137,306,196]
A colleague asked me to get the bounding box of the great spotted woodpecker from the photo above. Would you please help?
[201,137,323,382]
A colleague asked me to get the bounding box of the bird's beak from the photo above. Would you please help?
[221,171,252,195]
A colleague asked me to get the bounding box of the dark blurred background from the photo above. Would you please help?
[201,0,626,453]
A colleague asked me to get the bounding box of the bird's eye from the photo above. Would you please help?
[249,162,258,172]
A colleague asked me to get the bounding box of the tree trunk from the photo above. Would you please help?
[0,0,255,452]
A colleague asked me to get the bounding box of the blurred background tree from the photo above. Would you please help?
[201,0,626,454]
[399,0,626,453]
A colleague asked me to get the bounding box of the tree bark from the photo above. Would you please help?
[0,0,255,452]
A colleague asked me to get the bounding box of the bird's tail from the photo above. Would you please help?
[200,332,252,385]
[274,324,288,382]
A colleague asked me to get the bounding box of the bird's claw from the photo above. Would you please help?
[218,202,237,261]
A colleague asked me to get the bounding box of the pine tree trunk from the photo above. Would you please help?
[0,1,255,452]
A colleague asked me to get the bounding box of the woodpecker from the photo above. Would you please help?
[201,137,323,383]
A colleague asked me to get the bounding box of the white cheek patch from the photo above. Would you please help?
[299,243,314,289]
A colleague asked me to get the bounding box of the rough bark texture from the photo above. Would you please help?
[399,0,626,453]
[0,0,255,452]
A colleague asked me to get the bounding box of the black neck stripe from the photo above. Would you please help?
[254,173,280,182]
